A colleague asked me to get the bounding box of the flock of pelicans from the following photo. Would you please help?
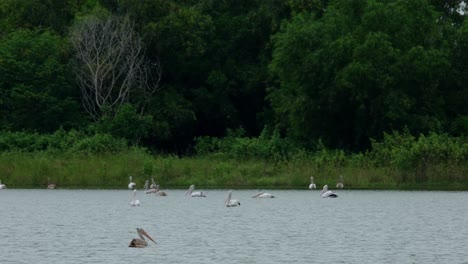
[0,175,344,248]
[124,174,345,247]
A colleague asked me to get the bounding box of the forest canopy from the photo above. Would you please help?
[0,0,467,154]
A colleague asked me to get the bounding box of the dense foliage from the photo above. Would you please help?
[0,0,467,155]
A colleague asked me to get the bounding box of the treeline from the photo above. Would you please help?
[0,0,467,154]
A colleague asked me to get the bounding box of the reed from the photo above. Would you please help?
[1,149,467,190]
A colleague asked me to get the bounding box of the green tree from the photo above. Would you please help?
[0,0,87,35]
[269,0,455,150]
[0,29,84,132]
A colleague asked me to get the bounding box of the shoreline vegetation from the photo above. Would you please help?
[1,130,467,191]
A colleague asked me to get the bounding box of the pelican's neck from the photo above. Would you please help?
[137,229,145,240]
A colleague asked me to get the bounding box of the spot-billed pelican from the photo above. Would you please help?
[320,185,338,198]
[225,191,240,207]
[0,179,6,189]
[128,176,136,189]
[185,184,206,197]
[130,189,140,206]
[154,185,167,196]
[336,175,344,189]
[144,180,166,196]
[144,180,156,194]
[309,176,317,190]
[47,178,56,189]
[143,180,149,191]
[252,192,275,198]
[150,178,157,189]
[128,228,157,248]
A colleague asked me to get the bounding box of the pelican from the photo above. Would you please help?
[252,192,275,198]
[336,175,344,189]
[128,228,157,248]
[154,185,167,196]
[0,179,6,189]
[320,185,338,198]
[144,180,156,194]
[185,184,206,197]
[130,189,140,206]
[128,176,136,189]
[47,178,56,189]
[143,180,149,191]
[225,191,241,207]
[144,179,166,196]
[309,176,317,190]
[150,178,157,189]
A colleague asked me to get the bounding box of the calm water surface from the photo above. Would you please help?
[1,189,467,263]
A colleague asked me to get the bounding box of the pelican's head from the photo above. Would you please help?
[185,184,195,196]
[321,185,329,195]
[225,190,233,205]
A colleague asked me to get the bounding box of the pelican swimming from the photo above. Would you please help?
[144,180,156,194]
[128,176,136,189]
[185,184,206,197]
[144,180,166,196]
[0,179,6,189]
[154,185,167,196]
[47,178,56,189]
[252,192,275,198]
[130,189,140,206]
[143,180,150,191]
[128,228,157,248]
[225,191,241,207]
[336,175,344,189]
[150,178,157,189]
[309,176,317,190]
[320,185,338,198]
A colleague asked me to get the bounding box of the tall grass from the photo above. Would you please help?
[0,129,467,190]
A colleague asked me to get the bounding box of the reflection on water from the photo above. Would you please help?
[1,189,467,263]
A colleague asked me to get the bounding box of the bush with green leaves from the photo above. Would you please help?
[0,130,129,154]
[369,131,468,169]
[195,127,303,161]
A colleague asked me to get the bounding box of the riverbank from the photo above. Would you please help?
[1,149,467,190]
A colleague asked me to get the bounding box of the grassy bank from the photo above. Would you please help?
[1,148,467,190]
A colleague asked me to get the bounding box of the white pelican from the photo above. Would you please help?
[128,228,157,248]
[47,178,56,189]
[128,176,136,189]
[320,185,338,198]
[252,192,275,198]
[336,175,344,189]
[130,189,140,206]
[0,179,6,189]
[185,184,206,197]
[225,191,241,207]
[309,176,317,190]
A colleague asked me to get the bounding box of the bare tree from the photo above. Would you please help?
[70,15,161,120]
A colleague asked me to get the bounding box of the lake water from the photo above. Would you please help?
[1,189,467,263]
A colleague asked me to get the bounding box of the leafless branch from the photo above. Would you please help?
[70,15,161,120]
